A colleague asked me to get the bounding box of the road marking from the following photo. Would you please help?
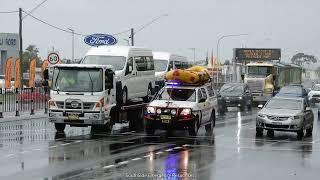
[155,151,163,155]
[143,155,151,158]
[117,161,129,165]
[103,165,116,169]
[19,151,29,154]
[5,154,15,157]
[131,158,142,161]
[33,148,42,151]
[165,149,173,152]
[103,140,135,144]
[49,145,57,148]
[173,146,182,150]
[73,140,82,143]
[61,143,71,146]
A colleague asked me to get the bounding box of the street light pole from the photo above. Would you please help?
[68,28,74,62]
[216,33,249,84]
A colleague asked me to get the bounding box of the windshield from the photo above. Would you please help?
[311,84,320,91]
[52,68,103,92]
[247,66,272,76]
[157,88,196,102]
[82,55,126,71]
[154,59,168,72]
[279,86,302,95]
[174,61,189,69]
[265,98,302,110]
[220,84,244,95]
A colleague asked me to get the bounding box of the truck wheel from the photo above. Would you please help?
[267,130,274,138]
[188,117,199,136]
[143,84,152,102]
[205,110,215,133]
[256,127,263,137]
[54,123,66,132]
[306,125,313,137]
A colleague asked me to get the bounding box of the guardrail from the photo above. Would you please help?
[0,87,49,118]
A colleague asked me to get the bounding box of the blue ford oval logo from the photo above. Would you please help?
[84,34,117,46]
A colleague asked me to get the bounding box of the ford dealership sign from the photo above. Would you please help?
[84,34,117,46]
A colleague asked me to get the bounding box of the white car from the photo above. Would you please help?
[144,82,218,136]
[308,84,320,106]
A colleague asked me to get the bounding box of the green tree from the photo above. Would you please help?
[291,53,317,66]
[21,45,42,73]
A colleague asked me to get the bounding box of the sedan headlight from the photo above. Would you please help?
[290,115,300,120]
[156,108,162,114]
[257,113,266,118]
[147,107,155,114]
[238,96,243,100]
[171,109,177,115]
[180,108,191,116]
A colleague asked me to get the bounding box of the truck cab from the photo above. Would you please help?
[48,64,116,132]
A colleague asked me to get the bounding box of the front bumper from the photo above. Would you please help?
[256,116,302,131]
[144,114,195,130]
[49,110,106,125]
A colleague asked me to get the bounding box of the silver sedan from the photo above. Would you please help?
[256,97,314,140]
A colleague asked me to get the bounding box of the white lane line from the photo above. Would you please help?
[19,151,29,154]
[131,157,142,161]
[117,161,129,165]
[73,140,82,143]
[155,151,163,155]
[49,145,57,148]
[61,143,71,146]
[33,148,42,151]
[103,165,116,169]
[143,155,151,158]
[165,149,173,152]
[4,154,15,157]
[215,134,225,138]
[173,146,182,150]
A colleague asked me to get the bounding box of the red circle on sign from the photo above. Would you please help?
[48,52,60,65]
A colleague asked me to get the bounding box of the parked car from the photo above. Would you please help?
[308,84,320,106]
[144,82,218,136]
[219,83,252,111]
[256,96,314,140]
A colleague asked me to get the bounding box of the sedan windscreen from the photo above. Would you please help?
[265,98,303,110]
[279,86,302,95]
[158,88,196,102]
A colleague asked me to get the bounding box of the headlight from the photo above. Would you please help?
[257,113,266,118]
[180,109,191,116]
[290,116,300,120]
[156,108,162,114]
[147,107,155,114]
[238,96,243,100]
[171,109,177,115]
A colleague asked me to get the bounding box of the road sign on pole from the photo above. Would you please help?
[48,52,60,65]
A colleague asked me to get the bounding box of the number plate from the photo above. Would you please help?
[160,115,171,120]
[68,114,79,120]
[162,119,170,124]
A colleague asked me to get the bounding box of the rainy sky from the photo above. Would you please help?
[1,0,319,63]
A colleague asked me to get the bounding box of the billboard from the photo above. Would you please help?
[234,48,281,61]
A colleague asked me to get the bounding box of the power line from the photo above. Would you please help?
[22,0,49,19]
[0,10,18,14]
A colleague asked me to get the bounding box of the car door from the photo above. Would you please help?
[124,57,137,98]
[200,88,212,123]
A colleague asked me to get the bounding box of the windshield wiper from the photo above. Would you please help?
[87,72,94,95]
[54,69,61,94]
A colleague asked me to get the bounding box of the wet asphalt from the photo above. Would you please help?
[0,107,319,180]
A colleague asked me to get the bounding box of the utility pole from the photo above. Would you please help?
[68,28,74,61]
[19,8,23,82]
[130,28,134,46]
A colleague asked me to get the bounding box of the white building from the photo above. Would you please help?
[0,33,19,75]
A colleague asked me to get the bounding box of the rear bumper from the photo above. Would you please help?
[144,114,195,130]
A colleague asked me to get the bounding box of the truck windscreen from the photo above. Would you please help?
[52,68,103,92]
[82,55,126,71]
[247,66,272,76]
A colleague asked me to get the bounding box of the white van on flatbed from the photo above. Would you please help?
[81,46,155,104]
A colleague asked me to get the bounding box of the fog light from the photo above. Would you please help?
[156,109,162,114]
[171,109,177,115]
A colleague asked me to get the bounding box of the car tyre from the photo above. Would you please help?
[267,130,274,138]
[247,100,252,111]
[256,127,263,137]
[54,123,66,132]
[297,128,304,140]
[189,117,199,136]
[306,125,313,137]
[205,110,216,133]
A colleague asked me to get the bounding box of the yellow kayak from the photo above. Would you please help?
[165,66,210,84]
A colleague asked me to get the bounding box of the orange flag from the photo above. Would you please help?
[5,57,13,89]
[41,59,48,79]
[14,59,21,88]
[28,58,36,87]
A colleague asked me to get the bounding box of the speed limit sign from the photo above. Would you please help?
[48,52,60,65]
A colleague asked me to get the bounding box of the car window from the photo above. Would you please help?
[206,85,215,97]
[197,89,203,102]
[201,88,207,99]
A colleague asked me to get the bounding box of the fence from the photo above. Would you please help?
[0,87,49,118]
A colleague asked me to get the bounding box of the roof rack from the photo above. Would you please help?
[165,79,211,87]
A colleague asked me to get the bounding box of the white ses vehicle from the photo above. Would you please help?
[308,84,320,106]
[153,52,189,89]
[81,46,155,104]
[144,82,218,136]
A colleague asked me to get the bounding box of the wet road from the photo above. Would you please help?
[0,107,319,180]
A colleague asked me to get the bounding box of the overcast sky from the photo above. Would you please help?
[1,0,320,63]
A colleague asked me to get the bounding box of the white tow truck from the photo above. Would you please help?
[46,64,146,132]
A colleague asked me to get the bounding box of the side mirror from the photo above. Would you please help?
[258,104,263,109]
[199,98,206,103]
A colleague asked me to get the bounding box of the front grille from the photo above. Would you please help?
[312,94,320,98]
[265,124,289,129]
[56,101,95,109]
[267,115,289,121]
[246,80,264,92]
